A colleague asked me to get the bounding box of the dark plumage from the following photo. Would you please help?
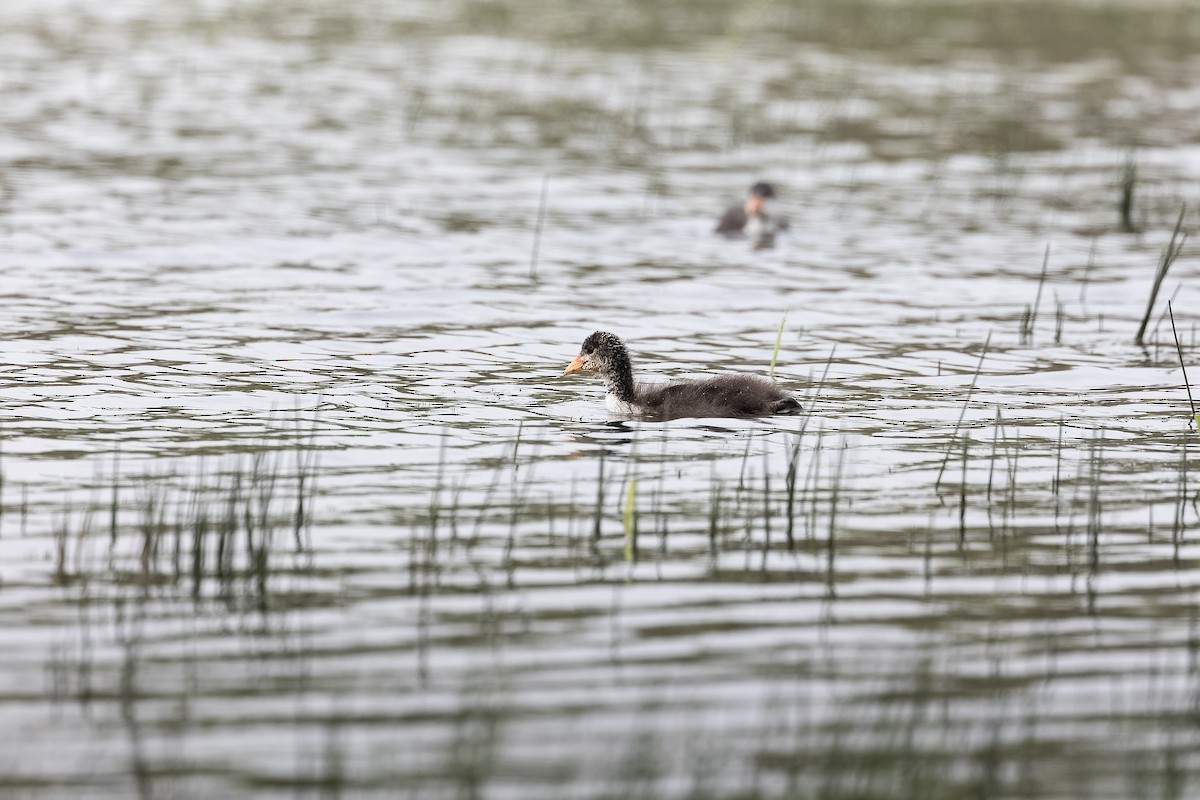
[562,331,802,421]
[715,181,789,244]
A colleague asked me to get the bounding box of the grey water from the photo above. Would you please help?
[2,1,1200,797]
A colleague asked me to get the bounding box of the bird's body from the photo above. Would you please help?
[563,331,802,421]
[627,374,800,420]
[715,203,753,235]
[715,181,789,248]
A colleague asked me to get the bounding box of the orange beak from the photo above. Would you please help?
[563,355,585,376]
[745,195,764,216]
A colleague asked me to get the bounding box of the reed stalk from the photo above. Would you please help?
[1135,204,1187,346]
[769,312,787,382]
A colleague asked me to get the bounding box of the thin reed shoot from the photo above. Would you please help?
[529,175,550,280]
[1135,204,1188,346]
[1018,244,1051,342]
[769,311,787,382]
[935,332,991,490]
[1168,301,1198,429]
[1119,155,1137,233]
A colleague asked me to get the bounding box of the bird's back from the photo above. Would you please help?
[715,204,748,235]
[638,375,801,420]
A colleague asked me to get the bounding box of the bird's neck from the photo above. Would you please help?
[603,350,637,403]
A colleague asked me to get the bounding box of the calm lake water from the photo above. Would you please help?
[2,1,1200,797]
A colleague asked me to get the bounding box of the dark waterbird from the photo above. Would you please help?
[562,331,802,421]
[715,180,789,248]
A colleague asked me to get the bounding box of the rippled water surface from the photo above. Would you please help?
[3,1,1200,797]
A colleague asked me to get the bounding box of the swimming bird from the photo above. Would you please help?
[715,181,789,248]
[562,331,802,420]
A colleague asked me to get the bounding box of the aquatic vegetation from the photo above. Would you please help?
[1136,205,1189,346]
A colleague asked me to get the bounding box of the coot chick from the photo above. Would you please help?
[715,181,789,248]
[562,331,802,421]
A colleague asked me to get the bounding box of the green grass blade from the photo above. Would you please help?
[769,311,788,382]
[623,479,637,563]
